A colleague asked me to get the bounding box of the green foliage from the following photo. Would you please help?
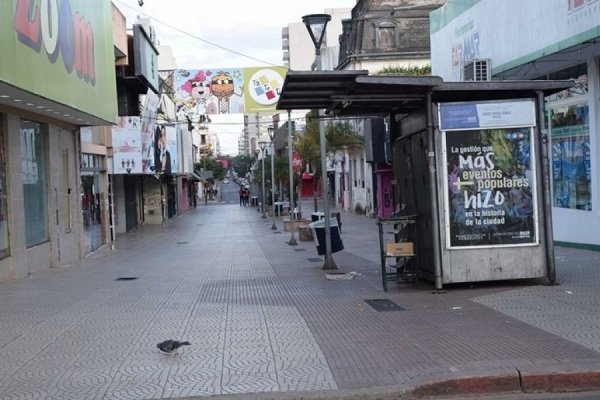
[194,158,226,181]
[376,64,432,76]
[295,111,364,180]
[230,155,254,178]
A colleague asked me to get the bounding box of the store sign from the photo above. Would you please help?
[14,0,96,85]
[440,100,538,248]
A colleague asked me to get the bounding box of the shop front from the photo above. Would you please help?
[0,1,117,281]
[430,0,600,247]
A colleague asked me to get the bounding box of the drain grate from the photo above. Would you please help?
[115,277,138,281]
[176,241,188,244]
[364,298,405,312]
[307,258,322,262]
[294,248,307,252]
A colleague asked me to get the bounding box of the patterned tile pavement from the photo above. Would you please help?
[0,203,599,399]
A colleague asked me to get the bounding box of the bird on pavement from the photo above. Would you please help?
[157,340,191,355]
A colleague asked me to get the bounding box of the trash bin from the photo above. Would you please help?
[311,212,325,222]
[309,219,344,255]
[331,211,342,233]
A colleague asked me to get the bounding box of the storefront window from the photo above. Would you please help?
[21,120,49,246]
[0,115,9,258]
[80,153,104,229]
[548,73,591,210]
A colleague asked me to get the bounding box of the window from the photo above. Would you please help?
[376,21,397,49]
[547,70,591,210]
[21,120,49,246]
[0,115,8,258]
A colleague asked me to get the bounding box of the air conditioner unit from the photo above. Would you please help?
[463,59,491,81]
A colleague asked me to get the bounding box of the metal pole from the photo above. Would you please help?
[315,51,337,270]
[426,93,443,290]
[287,110,297,245]
[270,141,277,230]
[261,149,266,218]
[537,90,556,284]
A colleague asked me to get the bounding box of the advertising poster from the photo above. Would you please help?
[444,128,537,248]
[113,117,143,175]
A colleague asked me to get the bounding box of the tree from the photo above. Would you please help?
[195,158,226,181]
[294,111,364,210]
[230,155,254,178]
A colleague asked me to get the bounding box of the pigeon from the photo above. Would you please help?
[157,340,190,355]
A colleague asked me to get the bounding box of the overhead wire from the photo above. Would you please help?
[113,0,282,67]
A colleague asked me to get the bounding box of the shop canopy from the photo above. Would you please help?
[276,70,573,117]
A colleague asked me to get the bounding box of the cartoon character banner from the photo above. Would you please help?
[443,128,538,248]
[174,66,287,118]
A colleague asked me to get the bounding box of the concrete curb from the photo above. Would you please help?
[411,371,600,398]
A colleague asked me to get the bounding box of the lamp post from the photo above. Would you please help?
[258,140,268,218]
[287,110,297,245]
[302,13,337,270]
[267,126,277,230]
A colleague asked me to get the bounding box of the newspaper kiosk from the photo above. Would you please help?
[277,71,572,289]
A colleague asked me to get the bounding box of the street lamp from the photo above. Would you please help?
[302,14,331,70]
[258,140,268,219]
[267,126,277,230]
[302,13,337,270]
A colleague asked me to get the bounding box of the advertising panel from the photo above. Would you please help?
[113,116,178,175]
[440,100,538,248]
[1,0,117,123]
[113,117,143,175]
[549,102,591,210]
[174,66,287,117]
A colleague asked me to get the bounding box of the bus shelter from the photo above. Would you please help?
[277,71,572,290]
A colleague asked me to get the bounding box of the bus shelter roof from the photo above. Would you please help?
[276,70,573,117]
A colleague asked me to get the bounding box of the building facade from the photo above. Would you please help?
[0,0,118,281]
[430,0,600,247]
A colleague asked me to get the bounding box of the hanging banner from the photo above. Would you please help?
[174,66,287,117]
[440,100,538,248]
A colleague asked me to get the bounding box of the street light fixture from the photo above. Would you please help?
[302,14,331,69]
[302,13,337,270]
[258,140,268,219]
[267,126,277,230]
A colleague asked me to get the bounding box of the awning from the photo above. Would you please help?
[188,171,203,181]
[276,70,442,117]
[276,70,573,117]
[194,170,214,180]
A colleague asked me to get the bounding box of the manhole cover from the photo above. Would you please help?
[294,248,307,252]
[115,277,138,281]
[364,298,405,312]
[307,258,322,262]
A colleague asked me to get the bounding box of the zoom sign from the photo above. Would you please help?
[14,0,96,86]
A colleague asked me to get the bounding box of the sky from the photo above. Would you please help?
[113,0,357,155]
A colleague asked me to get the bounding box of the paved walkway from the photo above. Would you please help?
[0,203,599,399]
